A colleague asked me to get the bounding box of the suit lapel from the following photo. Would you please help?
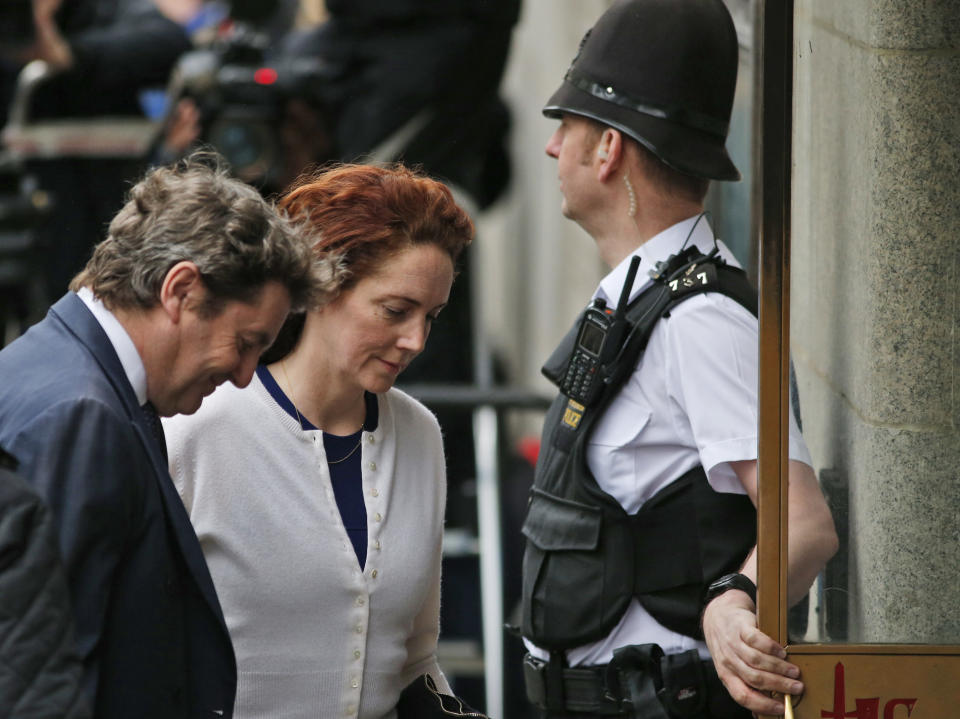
[50,293,231,635]
[128,417,232,636]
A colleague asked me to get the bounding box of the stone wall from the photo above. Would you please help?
[791,0,960,642]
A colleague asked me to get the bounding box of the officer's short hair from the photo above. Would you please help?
[632,141,710,205]
[579,115,710,204]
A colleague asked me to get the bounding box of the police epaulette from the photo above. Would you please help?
[596,251,756,393]
[642,249,757,320]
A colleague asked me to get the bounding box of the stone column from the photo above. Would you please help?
[791,1,960,642]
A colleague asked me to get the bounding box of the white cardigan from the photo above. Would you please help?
[164,374,449,719]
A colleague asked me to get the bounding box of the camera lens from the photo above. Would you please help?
[207,114,277,184]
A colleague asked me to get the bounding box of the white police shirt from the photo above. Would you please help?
[526,215,812,667]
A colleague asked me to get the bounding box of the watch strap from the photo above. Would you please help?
[703,572,757,608]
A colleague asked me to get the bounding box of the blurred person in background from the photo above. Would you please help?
[2,0,191,120]
[163,163,475,719]
[1,0,195,306]
[0,154,320,718]
[280,0,519,209]
[154,0,519,208]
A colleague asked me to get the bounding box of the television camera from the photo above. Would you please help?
[166,24,337,191]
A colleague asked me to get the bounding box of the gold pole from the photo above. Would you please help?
[754,2,794,715]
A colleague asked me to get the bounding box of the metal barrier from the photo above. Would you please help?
[2,60,158,160]
[399,382,551,719]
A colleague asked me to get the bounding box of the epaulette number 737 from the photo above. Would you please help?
[668,261,718,296]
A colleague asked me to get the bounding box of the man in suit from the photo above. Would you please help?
[0,154,320,718]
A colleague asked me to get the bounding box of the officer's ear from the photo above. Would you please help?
[596,129,625,182]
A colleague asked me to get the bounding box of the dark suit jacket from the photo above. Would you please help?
[0,293,237,718]
[0,450,89,718]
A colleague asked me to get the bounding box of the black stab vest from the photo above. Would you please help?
[521,249,759,651]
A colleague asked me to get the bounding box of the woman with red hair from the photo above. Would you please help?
[164,163,474,718]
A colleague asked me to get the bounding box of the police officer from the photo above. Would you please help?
[520,1,839,717]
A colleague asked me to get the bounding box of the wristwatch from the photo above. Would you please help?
[703,572,757,608]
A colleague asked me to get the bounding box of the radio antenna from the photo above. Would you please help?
[614,256,641,319]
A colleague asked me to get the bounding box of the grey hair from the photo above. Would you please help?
[69,151,324,314]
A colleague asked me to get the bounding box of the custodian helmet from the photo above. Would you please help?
[543,0,741,181]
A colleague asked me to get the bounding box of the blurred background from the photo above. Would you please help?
[2,1,958,717]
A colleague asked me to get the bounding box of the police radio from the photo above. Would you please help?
[559,256,641,406]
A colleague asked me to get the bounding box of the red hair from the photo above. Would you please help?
[279,163,474,292]
[262,163,474,362]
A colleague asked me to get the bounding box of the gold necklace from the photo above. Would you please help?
[326,435,364,465]
[279,358,364,465]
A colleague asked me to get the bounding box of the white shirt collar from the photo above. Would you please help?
[76,287,149,405]
[595,214,738,306]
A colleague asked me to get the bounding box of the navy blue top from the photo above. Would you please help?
[256,365,378,568]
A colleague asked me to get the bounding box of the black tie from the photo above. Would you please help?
[141,401,168,462]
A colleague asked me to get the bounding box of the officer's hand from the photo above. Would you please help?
[702,589,803,716]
